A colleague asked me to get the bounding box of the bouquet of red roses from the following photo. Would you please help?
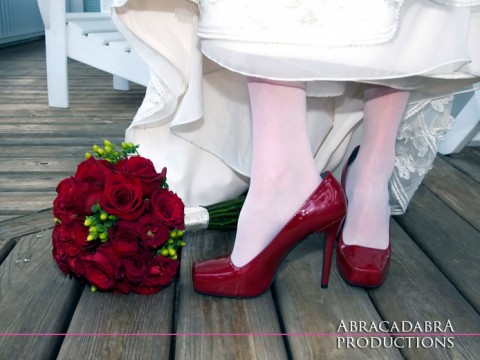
[52,141,187,295]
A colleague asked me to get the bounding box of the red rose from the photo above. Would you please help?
[54,177,104,216]
[75,157,114,186]
[100,174,146,220]
[130,284,160,295]
[136,215,170,249]
[55,221,89,257]
[54,177,88,215]
[54,177,74,214]
[53,201,77,226]
[109,222,141,258]
[80,245,121,291]
[130,256,178,295]
[150,189,185,229]
[81,182,105,214]
[144,256,179,287]
[116,157,166,198]
[52,226,71,276]
[112,279,131,294]
[52,220,91,277]
[122,254,148,283]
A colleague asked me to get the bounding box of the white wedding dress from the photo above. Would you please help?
[111,0,479,214]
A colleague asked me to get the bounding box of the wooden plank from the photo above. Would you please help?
[0,238,15,264]
[0,106,139,117]
[0,148,121,163]
[0,229,82,359]
[0,91,142,101]
[0,174,70,192]
[0,209,54,240]
[0,41,141,118]
[0,80,136,89]
[0,78,46,86]
[175,230,288,360]
[0,67,137,77]
[0,96,142,104]
[395,185,480,313]
[0,90,142,98]
[0,137,125,146]
[0,192,56,215]
[0,158,86,172]
[0,146,94,158]
[0,118,131,125]
[441,147,480,183]
[57,286,174,360]
[0,88,139,96]
[0,97,142,105]
[423,156,480,231]
[0,215,22,223]
[273,234,403,359]
[0,83,142,92]
[0,111,138,120]
[0,124,128,135]
[369,220,480,360]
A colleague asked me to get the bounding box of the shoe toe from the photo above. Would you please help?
[192,256,236,293]
[337,243,390,287]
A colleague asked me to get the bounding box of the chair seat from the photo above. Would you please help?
[67,19,117,36]
[88,31,125,45]
[65,12,110,21]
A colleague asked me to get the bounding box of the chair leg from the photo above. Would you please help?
[45,1,69,108]
[113,75,130,91]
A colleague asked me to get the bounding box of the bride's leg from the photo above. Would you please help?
[231,78,321,267]
[342,85,409,249]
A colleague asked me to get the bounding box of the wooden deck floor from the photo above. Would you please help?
[0,39,479,360]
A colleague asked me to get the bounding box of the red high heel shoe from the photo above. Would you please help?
[192,171,346,297]
[336,146,391,288]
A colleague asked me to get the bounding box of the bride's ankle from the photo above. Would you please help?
[230,176,322,267]
[346,166,390,200]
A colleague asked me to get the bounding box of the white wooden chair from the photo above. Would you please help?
[438,88,480,153]
[37,0,149,108]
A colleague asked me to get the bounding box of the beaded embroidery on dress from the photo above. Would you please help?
[430,0,480,6]
[198,0,404,47]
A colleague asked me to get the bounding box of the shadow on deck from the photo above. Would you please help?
[0,40,479,360]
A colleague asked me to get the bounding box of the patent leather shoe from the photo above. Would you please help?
[193,171,346,297]
[336,146,391,288]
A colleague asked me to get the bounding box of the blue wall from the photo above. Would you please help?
[84,0,101,12]
[0,0,44,45]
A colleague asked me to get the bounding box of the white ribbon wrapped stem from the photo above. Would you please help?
[184,206,210,231]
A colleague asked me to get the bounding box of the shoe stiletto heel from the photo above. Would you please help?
[320,220,341,288]
[192,171,347,298]
[336,145,391,288]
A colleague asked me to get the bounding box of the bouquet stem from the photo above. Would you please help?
[184,195,246,232]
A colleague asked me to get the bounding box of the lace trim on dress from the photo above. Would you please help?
[389,95,455,214]
[430,0,480,7]
[198,0,404,48]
